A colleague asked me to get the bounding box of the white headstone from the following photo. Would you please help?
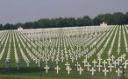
[102,68,109,77]
[55,65,61,74]
[78,66,84,75]
[90,67,96,76]
[44,64,50,73]
[66,66,72,75]
[115,68,122,77]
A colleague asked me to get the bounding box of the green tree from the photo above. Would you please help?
[112,12,126,25]
[77,16,92,26]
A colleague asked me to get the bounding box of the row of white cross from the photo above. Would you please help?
[0,26,123,63]
[0,26,122,62]
[43,60,124,77]
[0,26,128,78]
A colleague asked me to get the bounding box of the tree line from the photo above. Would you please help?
[0,12,128,30]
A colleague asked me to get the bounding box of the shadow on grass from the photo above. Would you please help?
[0,67,42,74]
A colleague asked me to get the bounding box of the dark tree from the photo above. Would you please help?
[1,12,128,30]
[76,16,92,26]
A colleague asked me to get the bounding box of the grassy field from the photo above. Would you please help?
[0,25,128,79]
[0,67,120,79]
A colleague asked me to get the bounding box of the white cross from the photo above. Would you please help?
[102,60,107,68]
[85,63,91,71]
[90,67,96,76]
[55,65,61,74]
[66,66,72,75]
[97,57,102,64]
[111,55,115,62]
[75,62,80,71]
[82,59,87,66]
[55,57,59,64]
[107,57,111,65]
[44,64,50,73]
[108,64,114,72]
[97,63,102,72]
[92,59,97,67]
[78,66,84,75]
[102,68,109,77]
[115,68,122,77]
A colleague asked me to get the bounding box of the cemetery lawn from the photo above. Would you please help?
[0,67,123,79]
[0,25,128,79]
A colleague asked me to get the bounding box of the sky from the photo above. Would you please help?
[0,0,128,24]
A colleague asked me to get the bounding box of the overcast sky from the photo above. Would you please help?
[0,0,128,24]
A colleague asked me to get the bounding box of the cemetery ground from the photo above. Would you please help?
[0,25,128,79]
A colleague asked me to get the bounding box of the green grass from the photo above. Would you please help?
[0,26,128,79]
[0,67,121,79]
